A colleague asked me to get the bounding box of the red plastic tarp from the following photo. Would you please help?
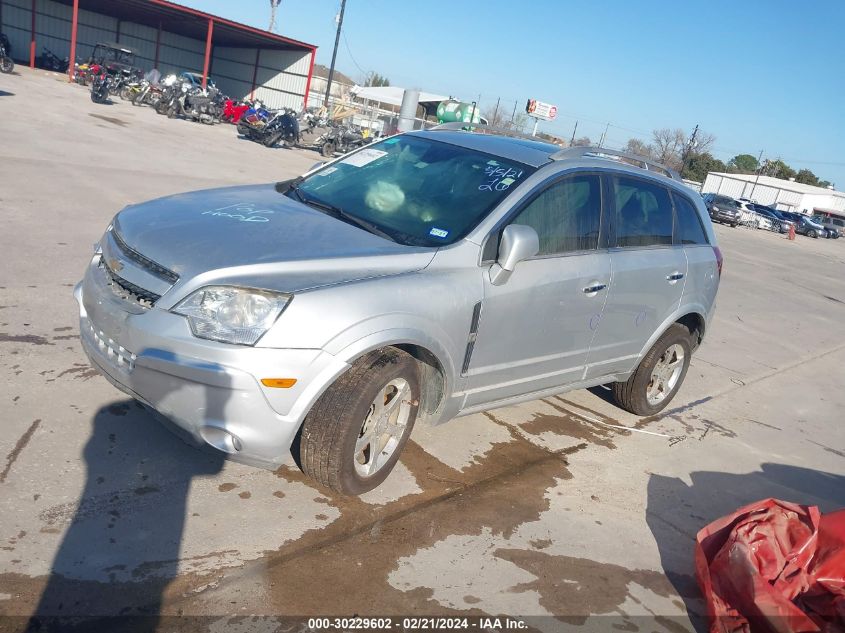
[695,498,845,633]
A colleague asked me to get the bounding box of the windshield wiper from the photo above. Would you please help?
[294,193,398,243]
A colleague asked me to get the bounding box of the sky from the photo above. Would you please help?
[179,0,845,186]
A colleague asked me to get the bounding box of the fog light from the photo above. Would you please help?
[200,426,243,454]
[261,378,297,388]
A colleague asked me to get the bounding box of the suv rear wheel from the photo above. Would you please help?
[299,348,419,495]
[611,324,692,416]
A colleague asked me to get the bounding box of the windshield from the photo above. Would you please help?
[291,135,535,246]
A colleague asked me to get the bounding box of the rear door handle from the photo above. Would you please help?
[583,283,607,294]
[666,272,685,281]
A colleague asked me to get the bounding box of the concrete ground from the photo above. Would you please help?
[1,67,843,631]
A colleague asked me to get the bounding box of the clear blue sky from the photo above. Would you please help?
[181,0,845,186]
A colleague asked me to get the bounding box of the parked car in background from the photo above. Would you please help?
[703,193,740,227]
[75,133,721,494]
[179,71,217,90]
[750,204,794,234]
[737,201,772,230]
[811,213,843,239]
[778,211,827,238]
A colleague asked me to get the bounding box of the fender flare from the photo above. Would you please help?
[634,305,708,365]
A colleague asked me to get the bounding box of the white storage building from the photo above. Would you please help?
[702,172,845,215]
[0,0,317,109]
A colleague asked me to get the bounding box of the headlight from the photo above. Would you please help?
[173,286,291,345]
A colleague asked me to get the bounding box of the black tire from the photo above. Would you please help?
[731,222,738,228]
[90,91,104,104]
[298,348,420,495]
[119,86,132,100]
[320,141,336,158]
[167,104,178,119]
[809,230,818,239]
[0,56,13,74]
[155,100,169,115]
[263,132,280,147]
[611,324,692,416]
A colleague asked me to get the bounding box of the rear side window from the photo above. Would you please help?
[510,174,602,256]
[673,192,709,245]
[612,176,673,247]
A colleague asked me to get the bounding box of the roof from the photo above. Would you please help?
[312,64,355,86]
[51,0,316,51]
[412,130,559,168]
[350,85,449,106]
[709,172,843,198]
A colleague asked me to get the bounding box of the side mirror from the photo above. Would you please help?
[489,224,539,286]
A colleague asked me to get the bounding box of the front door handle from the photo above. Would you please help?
[666,272,685,281]
[583,283,607,294]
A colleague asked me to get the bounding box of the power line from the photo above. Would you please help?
[342,30,368,78]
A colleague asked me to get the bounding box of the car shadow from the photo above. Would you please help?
[646,463,845,632]
[28,371,228,631]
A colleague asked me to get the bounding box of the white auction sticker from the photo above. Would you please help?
[341,148,388,167]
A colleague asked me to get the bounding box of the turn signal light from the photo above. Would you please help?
[261,378,298,388]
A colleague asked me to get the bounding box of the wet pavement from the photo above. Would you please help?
[1,66,844,631]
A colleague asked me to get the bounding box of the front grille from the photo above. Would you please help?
[111,228,179,284]
[100,259,160,309]
[89,323,136,371]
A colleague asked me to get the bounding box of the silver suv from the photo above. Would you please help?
[76,127,721,494]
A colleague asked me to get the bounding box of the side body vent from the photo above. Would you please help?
[461,301,483,375]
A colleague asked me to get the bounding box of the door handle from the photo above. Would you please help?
[583,283,607,294]
[666,272,685,281]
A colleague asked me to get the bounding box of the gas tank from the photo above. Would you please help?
[436,100,481,124]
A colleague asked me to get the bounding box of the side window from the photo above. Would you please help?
[673,192,709,245]
[510,174,601,256]
[612,176,674,247]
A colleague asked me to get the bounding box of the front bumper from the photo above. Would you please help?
[710,210,739,224]
[75,256,350,469]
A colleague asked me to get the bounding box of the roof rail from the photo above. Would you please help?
[429,121,540,142]
[551,146,681,181]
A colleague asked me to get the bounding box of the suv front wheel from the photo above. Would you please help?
[299,348,419,495]
[611,324,692,416]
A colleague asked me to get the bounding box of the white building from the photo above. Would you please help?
[702,172,845,215]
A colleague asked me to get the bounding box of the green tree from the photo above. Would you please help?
[763,159,796,180]
[728,154,759,173]
[682,152,727,182]
[365,72,390,87]
[819,180,832,189]
[795,168,820,186]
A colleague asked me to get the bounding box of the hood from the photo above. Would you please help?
[112,184,436,294]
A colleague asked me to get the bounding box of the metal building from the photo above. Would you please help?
[702,172,845,215]
[0,0,317,109]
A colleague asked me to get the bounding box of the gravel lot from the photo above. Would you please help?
[1,66,843,631]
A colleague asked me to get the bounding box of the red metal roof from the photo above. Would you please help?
[51,0,316,51]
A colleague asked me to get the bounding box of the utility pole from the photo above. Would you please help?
[598,122,610,148]
[510,100,517,124]
[680,124,699,177]
[749,149,765,200]
[492,96,500,126]
[323,0,346,108]
[569,121,578,147]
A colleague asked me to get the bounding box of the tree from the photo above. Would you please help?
[624,138,654,159]
[682,152,727,183]
[651,128,686,170]
[728,154,759,174]
[571,136,592,147]
[268,0,282,31]
[480,106,529,132]
[819,180,832,189]
[762,159,796,180]
[364,72,390,87]
[795,168,820,186]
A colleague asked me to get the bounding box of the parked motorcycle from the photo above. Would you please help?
[237,107,300,148]
[36,47,69,72]
[222,98,252,124]
[167,83,224,124]
[0,38,13,74]
[314,124,370,157]
[90,70,111,104]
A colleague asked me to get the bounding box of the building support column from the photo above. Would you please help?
[201,18,213,89]
[249,48,260,99]
[115,19,122,43]
[302,47,316,109]
[29,0,36,68]
[153,21,161,69]
[67,0,79,82]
